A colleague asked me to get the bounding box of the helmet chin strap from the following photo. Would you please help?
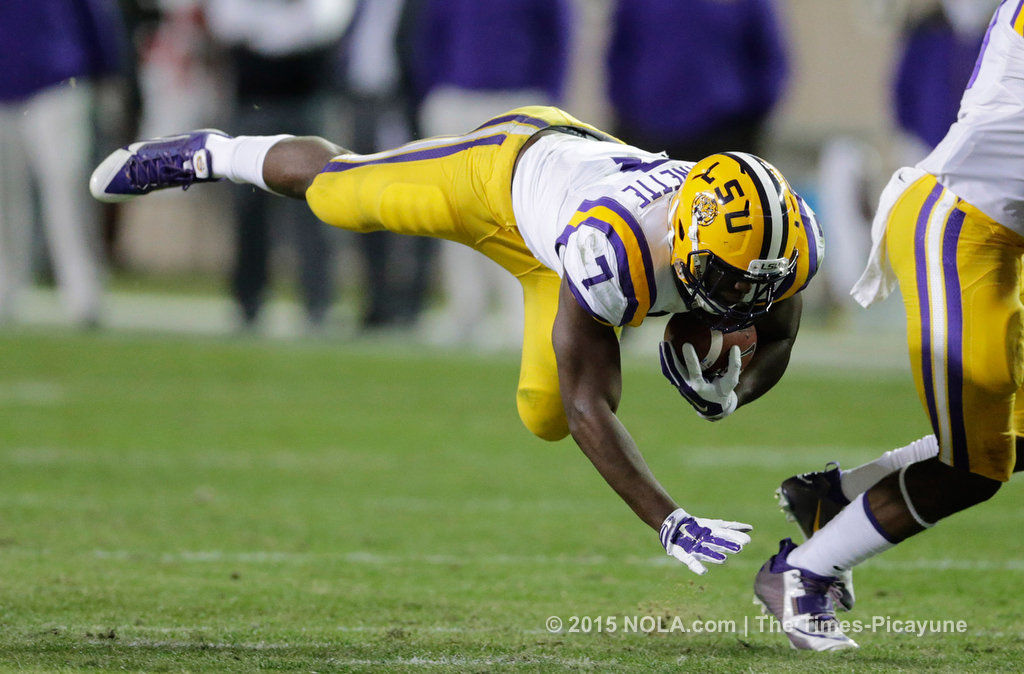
[669,198,716,314]
[692,293,717,314]
[687,200,704,253]
[673,258,717,315]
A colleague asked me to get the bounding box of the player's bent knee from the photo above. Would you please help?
[961,469,1002,498]
[943,470,1001,515]
[908,459,1002,521]
[268,136,343,199]
[517,388,569,441]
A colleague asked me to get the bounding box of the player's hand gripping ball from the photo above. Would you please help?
[659,314,757,421]
[663,313,756,377]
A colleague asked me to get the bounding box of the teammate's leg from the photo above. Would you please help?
[788,183,1020,571]
[836,435,938,499]
[792,343,1024,514]
[809,429,1024,516]
[756,179,1023,651]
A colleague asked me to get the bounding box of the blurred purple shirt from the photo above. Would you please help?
[0,0,125,103]
[894,13,986,150]
[606,0,789,141]
[410,0,572,102]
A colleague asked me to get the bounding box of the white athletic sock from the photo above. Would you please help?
[205,134,292,192]
[840,434,939,501]
[788,493,896,576]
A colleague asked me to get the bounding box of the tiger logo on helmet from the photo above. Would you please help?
[669,151,815,331]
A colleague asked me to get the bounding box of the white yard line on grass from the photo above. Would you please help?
[0,381,66,405]
[90,640,618,667]
[0,445,894,469]
[10,287,911,371]
[99,624,491,635]
[81,548,1024,572]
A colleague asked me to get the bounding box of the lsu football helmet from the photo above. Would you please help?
[669,151,801,330]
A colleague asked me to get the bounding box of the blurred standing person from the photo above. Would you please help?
[337,0,437,332]
[606,0,789,160]
[205,0,355,332]
[412,0,574,349]
[893,0,999,163]
[815,0,997,320]
[0,0,127,326]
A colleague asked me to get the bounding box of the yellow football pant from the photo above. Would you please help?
[305,106,610,441]
[885,174,1024,481]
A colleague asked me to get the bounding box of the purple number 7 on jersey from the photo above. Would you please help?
[582,254,613,288]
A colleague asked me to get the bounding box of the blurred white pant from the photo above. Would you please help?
[0,82,103,323]
[816,136,877,304]
[419,88,550,348]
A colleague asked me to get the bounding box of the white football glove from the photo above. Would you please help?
[659,341,741,421]
[659,507,752,575]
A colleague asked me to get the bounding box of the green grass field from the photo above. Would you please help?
[2,327,1023,671]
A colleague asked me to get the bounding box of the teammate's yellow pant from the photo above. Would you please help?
[885,174,1024,481]
[305,106,608,440]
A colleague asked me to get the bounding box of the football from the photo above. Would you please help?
[663,313,757,376]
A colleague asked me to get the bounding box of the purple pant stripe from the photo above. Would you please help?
[941,207,969,470]
[914,183,945,446]
[320,134,506,173]
[862,494,898,544]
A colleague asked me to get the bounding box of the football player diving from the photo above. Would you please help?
[754,1,1024,652]
[91,106,822,578]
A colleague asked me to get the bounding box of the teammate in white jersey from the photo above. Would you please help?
[755,0,1024,651]
[90,106,822,578]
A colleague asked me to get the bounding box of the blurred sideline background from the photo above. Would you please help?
[0,0,986,366]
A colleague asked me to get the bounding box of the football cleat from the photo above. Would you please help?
[777,461,849,538]
[753,538,859,651]
[90,129,228,203]
[776,461,855,610]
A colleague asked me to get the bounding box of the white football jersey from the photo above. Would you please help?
[917,0,1024,233]
[511,132,692,326]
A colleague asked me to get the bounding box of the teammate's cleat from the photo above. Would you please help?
[90,130,228,203]
[777,461,855,611]
[753,538,859,651]
[777,461,849,538]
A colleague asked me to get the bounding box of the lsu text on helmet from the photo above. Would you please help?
[669,151,802,331]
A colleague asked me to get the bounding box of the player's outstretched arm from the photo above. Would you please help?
[552,278,751,574]
[735,295,801,407]
[552,278,674,530]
